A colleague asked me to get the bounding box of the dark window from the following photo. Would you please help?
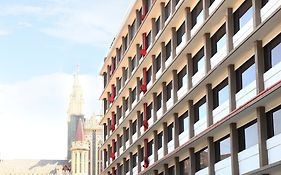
[119,164,123,175]
[156,17,161,35]
[215,135,231,162]
[179,158,190,175]
[195,147,208,172]
[124,35,128,51]
[147,67,152,83]
[238,120,258,151]
[124,68,128,82]
[267,105,281,139]
[131,20,136,39]
[168,123,174,142]
[125,128,129,141]
[209,0,216,7]
[124,97,129,111]
[117,77,122,92]
[156,53,161,72]
[192,48,204,75]
[125,159,129,173]
[117,47,122,63]
[166,81,173,101]
[177,22,186,46]
[211,24,226,56]
[103,72,107,88]
[213,79,228,109]
[119,135,123,148]
[103,99,107,114]
[132,87,136,103]
[262,0,269,7]
[158,132,163,149]
[132,120,137,134]
[156,92,162,111]
[148,140,153,156]
[176,0,180,6]
[236,57,256,92]
[177,66,187,89]
[159,172,164,175]
[191,0,203,28]
[140,147,144,161]
[146,31,152,49]
[166,40,172,60]
[131,56,136,72]
[164,1,171,21]
[132,153,137,167]
[194,97,207,122]
[168,166,175,175]
[117,106,122,121]
[147,103,153,120]
[264,33,281,72]
[233,0,253,34]
[179,111,188,134]
[140,112,144,127]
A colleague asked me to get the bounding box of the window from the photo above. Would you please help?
[233,0,253,34]
[148,140,153,156]
[191,0,203,28]
[156,17,161,35]
[195,147,208,172]
[119,164,123,175]
[140,112,144,127]
[119,135,123,148]
[164,1,171,21]
[179,158,190,175]
[132,120,137,135]
[262,0,269,7]
[156,92,162,111]
[238,120,258,151]
[103,99,107,114]
[124,35,128,51]
[140,147,144,161]
[193,48,205,75]
[147,67,152,84]
[131,56,136,72]
[168,166,175,175]
[117,106,122,121]
[177,66,187,89]
[146,31,152,49]
[179,111,189,134]
[213,79,228,109]
[215,135,231,162]
[156,53,161,72]
[124,68,128,82]
[117,47,122,63]
[264,33,281,71]
[209,0,216,7]
[125,159,129,173]
[211,24,226,56]
[132,153,137,167]
[267,105,281,139]
[194,97,207,122]
[131,20,136,39]
[168,123,174,142]
[177,22,185,46]
[103,72,107,88]
[147,103,153,120]
[124,97,129,111]
[125,128,129,142]
[166,81,173,101]
[165,40,172,60]
[132,87,136,103]
[117,77,122,92]
[236,57,256,92]
[158,132,163,149]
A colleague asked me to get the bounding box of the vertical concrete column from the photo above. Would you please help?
[128,88,132,111]
[174,113,179,148]
[107,144,110,166]
[204,33,211,73]
[103,149,107,170]
[257,106,268,167]
[107,118,111,137]
[154,170,158,175]
[116,78,119,97]
[103,123,107,141]
[230,123,239,175]
[137,111,142,138]
[72,151,75,173]
[185,7,191,41]
[122,158,126,175]
[122,127,126,150]
[206,84,213,126]
[160,2,165,30]
[174,157,180,175]
[122,67,126,87]
[121,36,125,55]
[163,164,169,175]
[226,8,234,53]
[128,25,132,42]
[116,163,120,175]
[255,40,265,93]
[136,44,141,65]
[128,57,132,78]
[188,100,194,138]
[129,152,133,175]
[153,130,158,161]
[81,151,85,173]
[188,147,196,175]
[163,122,168,156]
[228,64,236,111]
[107,92,111,110]
[116,106,120,126]
[122,97,126,118]
[171,0,176,14]
[171,27,177,59]
[116,48,120,65]
[253,0,262,27]
[77,151,80,173]
[137,145,142,173]
[152,55,157,83]
[161,42,166,71]
[187,53,193,90]
[203,0,210,20]
[129,120,133,145]
[207,137,215,175]
[136,77,141,102]
[151,18,156,44]
[172,70,178,103]
[162,82,167,113]
[116,134,120,157]
[136,9,141,28]
[153,92,158,122]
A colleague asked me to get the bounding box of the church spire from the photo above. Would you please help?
[68,65,84,117]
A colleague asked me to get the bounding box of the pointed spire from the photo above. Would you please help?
[68,65,84,116]
[75,118,84,141]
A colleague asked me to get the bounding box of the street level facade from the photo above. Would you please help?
[99,0,281,174]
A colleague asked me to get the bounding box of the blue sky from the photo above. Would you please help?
[0,0,133,159]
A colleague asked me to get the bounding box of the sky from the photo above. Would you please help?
[0,0,133,160]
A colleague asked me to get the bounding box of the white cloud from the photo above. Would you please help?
[0,73,102,159]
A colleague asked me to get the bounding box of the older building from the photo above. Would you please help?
[99,0,281,175]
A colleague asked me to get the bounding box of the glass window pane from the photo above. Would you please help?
[199,102,207,120]
[220,137,231,159]
[197,56,205,73]
[239,7,253,29]
[218,85,228,106]
[245,122,258,149]
[242,63,255,88]
[217,34,226,51]
[271,43,281,67]
[273,109,281,136]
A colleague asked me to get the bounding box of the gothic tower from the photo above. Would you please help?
[67,68,84,160]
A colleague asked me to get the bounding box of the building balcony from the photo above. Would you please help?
[214,157,231,175]
[191,12,204,37]
[238,144,260,174]
[210,44,227,69]
[212,100,229,123]
[235,80,256,108]
[166,96,173,111]
[158,147,164,160]
[267,133,281,164]
[209,0,223,15]
[165,55,173,68]
[194,116,207,135]
[167,140,174,154]
[264,61,281,89]
[177,76,188,100]
[233,18,253,48]
[176,33,187,55]
[261,0,281,22]
[179,130,189,146]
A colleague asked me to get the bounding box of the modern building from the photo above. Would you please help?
[98,0,281,175]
